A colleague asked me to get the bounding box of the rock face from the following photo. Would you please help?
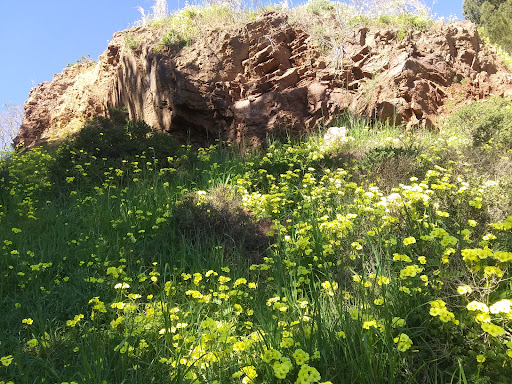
[14,12,512,148]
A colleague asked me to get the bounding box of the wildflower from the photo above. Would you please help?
[280,337,294,348]
[467,301,489,313]
[362,320,377,330]
[476,355,486,363]
[66,314,84,327]
[490,299,512,314]
[293,348,310,365]
[374,297,384,306]
[392,317,406,328]
[403,236,416,245]
[273,361,291,379]
[494,251,512,262]
[336,331,346,339]
[394,333,413,352]
[262,348,282,363]
[481,322,506,337]
[22,318,33,325]
[457,285,472,295]
[114,282,130,289]
[400,265,423,279]
[1,355,14,366]
[393,253,412,262]
[321,281,338,296]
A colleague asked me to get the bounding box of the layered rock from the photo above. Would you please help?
[15,12,512,148]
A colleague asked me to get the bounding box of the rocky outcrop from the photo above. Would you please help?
[15,12,512,148]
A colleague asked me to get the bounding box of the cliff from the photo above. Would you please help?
[14,11,512,148]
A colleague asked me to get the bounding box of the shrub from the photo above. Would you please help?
[442,96,512,148]
[480,0,512,52]
[463,0,505,24]
[51,109,179,188]
[173,186,271,263]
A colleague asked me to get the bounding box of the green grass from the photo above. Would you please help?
[1,110,512,384]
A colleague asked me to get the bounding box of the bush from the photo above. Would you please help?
[173,186,271,263]
[51,110,180,188]
[358,146,421,191]
[442,96,512,148]
[480,0,512,51]
[463,0,505,24]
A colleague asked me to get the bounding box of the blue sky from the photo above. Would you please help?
[0,0,463,109]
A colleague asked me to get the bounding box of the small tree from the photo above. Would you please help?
[463,0,506,24]
[0,104,23,153]
[480,0,512,51]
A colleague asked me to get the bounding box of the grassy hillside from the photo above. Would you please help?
[1,101,512,383]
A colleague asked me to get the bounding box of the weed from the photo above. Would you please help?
[124,33,139,50]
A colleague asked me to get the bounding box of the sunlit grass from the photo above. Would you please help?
[1,111,512,383]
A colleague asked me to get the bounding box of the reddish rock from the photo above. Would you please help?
[14,13,512,148]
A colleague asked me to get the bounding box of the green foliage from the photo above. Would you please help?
[159,29,193,49]
[1,111,512,383]
[304,0,336,15]
[463,0,505,24]
[173,186,270,262]
[155,3,241,51]
[51,109,179,188]
[124,33,140,50]
[463,0,487,24]
[480,0,512,51]
[442,96,512,148]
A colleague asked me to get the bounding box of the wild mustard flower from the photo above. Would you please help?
[476,355,486,363]
[467,301,489,313]
[293,349,310,365]
[394,333,413,352]
[481,322,506,337]
[0,355,13,366]
[489,299,512,314]
[457,285,472,295]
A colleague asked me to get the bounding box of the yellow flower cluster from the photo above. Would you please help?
[430,300,457,324]
[394,333,413,352]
